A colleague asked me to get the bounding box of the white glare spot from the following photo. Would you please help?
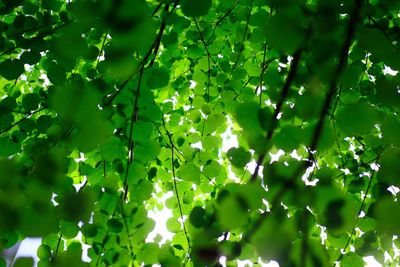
[190,80,197,89]
[388,186,400,195]
[146,191,174,244]
[363,256,382,267]
[269,150,284,163]
[383,65,398,76]
[370,163,379,171]
[191,141,202,150]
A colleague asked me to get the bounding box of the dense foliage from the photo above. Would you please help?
[1,0,400,266]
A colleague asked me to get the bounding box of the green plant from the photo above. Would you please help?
[0,0,399,266]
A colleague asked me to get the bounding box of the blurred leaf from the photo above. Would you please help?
[0,59,24,80]
[177,162,201,184]
[0,137,20,157]
[189,206,208,228]
[227,147,251,168]
[181,0,212,17]
[374,197,400,235]
[14,257,34,267]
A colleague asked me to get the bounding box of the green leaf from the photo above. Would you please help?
[181,0,212,17]
[204,114,225,135]
[128,161,147,186]
[265,15,306,54]
[134,140,161,163]
[22,93,40,111]
[133,179,153,202]
[336,102,378,136]
[138,243,160,265]
[203,160,221,178]
[60,220,80,239]
[0,97,17,111]
[99,136,125,161]
[46,63,66,85]
[107,218,123,233]
[375,76,400,108]
[217,192,248,230]
[147,67,170,89]
[20,50,41,65]
[227,147,251,168]
[158,245,181,267]
[37,244,52,260]
[37,115,53,133]
[235,102,264,133]
[0,59,24,80]
[202,135,219,150]
[374,197,400,235]
[166,217,181,233]
[272,125,303,152]
[189,206,208,228]
[14,258,34,267]
[357,27,400,70]
[132,121,153,142]
[82,223,98,238]
[177,162,201,184]
[381,114,400,146]
[2,1,400,266]
[377,147,400,187]
[0,137,20,157]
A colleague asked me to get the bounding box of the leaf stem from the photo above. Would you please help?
[123,66,144,201]
[164,121,192,257]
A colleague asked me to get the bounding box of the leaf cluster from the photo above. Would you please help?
[1,0,400,266]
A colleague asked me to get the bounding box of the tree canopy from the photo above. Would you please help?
[1,0,400,266]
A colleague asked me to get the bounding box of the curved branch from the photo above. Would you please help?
[164,122,192,256]
[336,146,387,263]
[250,49,303,182]
[0,108,46,136]
[244,0,364,243]
[123,66,144,201]
[209,0,240,41]
[231,0,254,72]
[193,18,222,73]
[104,1,179,106]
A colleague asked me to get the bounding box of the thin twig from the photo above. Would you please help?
[123,66,144,201]
[164,122,192,256]
[231,0,254,72]
[120,201,134,256]
[96,33,109,66]
[369,16,399,52]
[55,233,63,255]
[258,42,268,104]
[104,2,179,106]
[0,108,46,135]
[335,146,387,264]
[209,0,240,41]
[193,18,222,73]
[243,0,363,243]
[149,3,170,66]
[250,49,303,182]
[6,20,66,38]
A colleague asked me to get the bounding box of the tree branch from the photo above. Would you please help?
[164,121,192,256]
[250,49,303,182]
[104,1,179,106]
[231,0,254,72]
[209,0,240,42]
[123,66,144,201]
[336,146,387,263]
[244,0,363,243]
[193,18,222,73]
[0,108,46,136]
